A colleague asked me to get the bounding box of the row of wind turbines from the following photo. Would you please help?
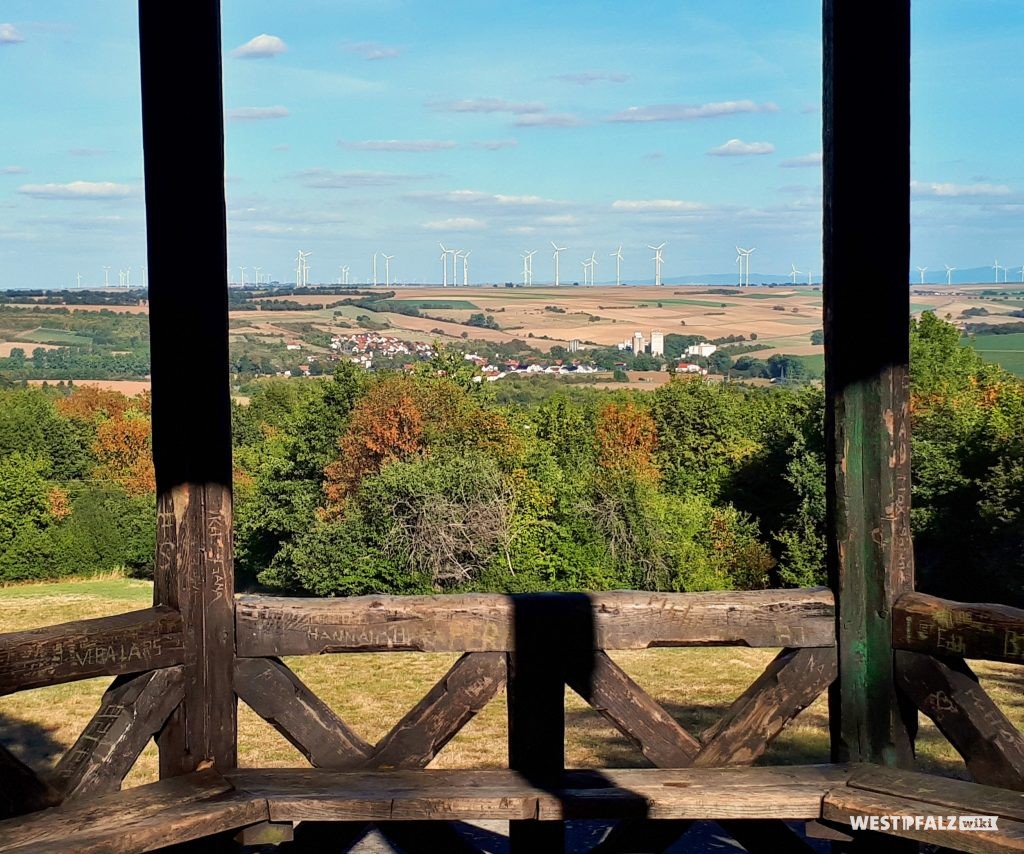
[914,261,1024,285]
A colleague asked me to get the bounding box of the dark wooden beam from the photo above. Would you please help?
[370,652,506,769]
[895,651,1024,790]
[55,667,186,799]
[234,657,372,769]
[138,0,236,776]
[0,742,60,820]
[0,607,183,696]
[894,592,1024,664]
[235,588,836,656]
[823,0,915,768]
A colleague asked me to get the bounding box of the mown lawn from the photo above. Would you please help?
[3,578,1020,789]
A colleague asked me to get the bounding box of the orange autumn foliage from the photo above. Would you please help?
[47,487,72,520]
[594,402,659,481]
[322,377,424,513]
[56,386,132,422]
[92,416,156,496]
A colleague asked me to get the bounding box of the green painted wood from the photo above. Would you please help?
[822,0,915,772]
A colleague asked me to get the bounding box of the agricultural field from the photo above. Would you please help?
[0,578,1014,787]
[15,327,92,346]
[965,331,1024,376]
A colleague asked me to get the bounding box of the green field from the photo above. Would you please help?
[388,299,480,310]
[15,327,93,346]
[966,332,1024,376]
[909,302,935,314]
[743,292,803,300]
[650,298,737,308]
[790,354,825,377]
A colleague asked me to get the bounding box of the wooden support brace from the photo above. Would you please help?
[234,657,372,769]
[566,650,700,767]
[695,647,836,767]
[895,650,1024,790]
[370,652,506,770]
[55,666,185,799]
[0,742,60,820]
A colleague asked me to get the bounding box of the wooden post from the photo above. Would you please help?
[823,0,914,768]
[138,0,237,775]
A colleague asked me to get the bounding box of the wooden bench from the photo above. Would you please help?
[0,765,849,853]
[824,766,1024,853]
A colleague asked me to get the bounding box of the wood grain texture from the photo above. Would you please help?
[846,764,1024,823]
[370,652,506,769]
[0,769,264,853]
[139,0,237,778]
[895,651,1024,790]
[55,666,185,799]
[894,592,1024,665]
[566,650,700,767]
[234,656,372,769]
[0,607,184,696]
[824,786,1024,853]
[0,742,60,819]
[695,647,837,766]
[823,0,915,769]
[235,588,835,656]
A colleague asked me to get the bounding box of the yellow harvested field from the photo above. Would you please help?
[26,379,152,395]
[0,342,60,356]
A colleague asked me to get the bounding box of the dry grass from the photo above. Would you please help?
[3,579,1018,790]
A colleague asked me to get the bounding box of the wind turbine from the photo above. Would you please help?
[1020,266,1024,284]
[916,266,928,285]
[452,250,464,287]
[342,265,350,285]
[994,259,1005,283]
[103,266,110,288]
[382,254,394,287]
[736,247,755,286]
[462,251,471,287]
[521,250,537,286]
[126,267,132,287]
[790,264,802,285]
[580,258,591,286]
[588,252,598,285]
[736,253,744,286]
[141,265,147,287]
[76,272,83,288]
[611,246,624,286]
[648,243,666,286]
[253,266,261,286]
[808,267,813,286]
[551,241,567,286]
[439,244,449,287]
[945,265,956,285]
[239,266,247,287]
[373,252,379,287]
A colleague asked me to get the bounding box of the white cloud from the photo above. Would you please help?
[17,181,133,200]
[345,41,401,61]
[473,139,518,151]
[0,23,23,44]
[340,139,457,152]
[1,166,28,174]
[612,199,705,212]
[514,113,588,128]
[708,138,775,157]
[911,180,1012,198]
[227,106,290,121]
[430,98,545,115]
[779,152,823,168]
[231,34,287,59]
[553,71,630,85]
[298,169,431,188]
[607,100,779,123]
[422,217,488,231]
[408,189,556,208]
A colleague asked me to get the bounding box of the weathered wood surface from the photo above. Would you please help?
[140,0,237,777]
[846,764,1024,823]
[895,651,1024,789]
[371,652,506,769]
[236,588,836,656]
[567,650,700,767]
[695,647,837,766]
[55,666,185,799]
[234,656,372,769]
[0,768,266,854]
[824,786,1024,853]
[225,765,851,823]
[894,592,1024,665]
[0,607,184,696]
[823,0,915,769]
[0,742,60,819]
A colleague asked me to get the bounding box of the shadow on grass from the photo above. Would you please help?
[0,712,66,770]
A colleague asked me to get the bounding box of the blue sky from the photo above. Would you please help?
[1,0,1022,287]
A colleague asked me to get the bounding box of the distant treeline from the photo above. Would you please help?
[1,289,147,306]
